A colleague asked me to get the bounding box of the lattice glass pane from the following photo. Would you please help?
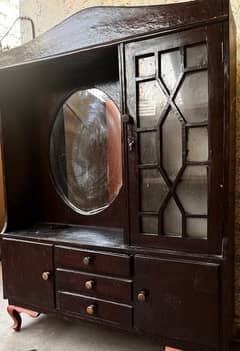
[186,43,208,68]
[188,127,208,161]
[187,218,207,239]
[162,109,183,181]
[177,166,208,214]
[140,169,168,212]
[138,55,155,77]
[175,71,208,123]
[138,80,167,128]
[161,49,182,92]
[139,132,158,164]
[164,198,182,237]
[141,216,158,234]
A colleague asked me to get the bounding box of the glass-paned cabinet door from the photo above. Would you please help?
[125,26,224,253]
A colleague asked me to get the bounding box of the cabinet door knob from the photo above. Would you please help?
[83,256,93,266]
[137,290,147,302]
[86,304,95,316]
[85,280,95,290]
[42,272,51,281]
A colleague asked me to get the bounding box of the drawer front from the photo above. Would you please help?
[57,291,132,329]
[56,269,132,303]
[55,246,131,277]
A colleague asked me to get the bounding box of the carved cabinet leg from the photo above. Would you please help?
[7,305,40,332]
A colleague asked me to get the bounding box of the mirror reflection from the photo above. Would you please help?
[50,88,122,215]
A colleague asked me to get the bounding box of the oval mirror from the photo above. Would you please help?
[50,88,122,215]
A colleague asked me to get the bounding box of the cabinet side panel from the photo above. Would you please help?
[0,69,42,232]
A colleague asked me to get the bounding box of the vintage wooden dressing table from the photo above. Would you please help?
[0,1,236,350]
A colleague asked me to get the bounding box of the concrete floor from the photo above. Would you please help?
[0,263,163,351]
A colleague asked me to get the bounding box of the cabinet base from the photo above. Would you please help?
[7,305,40,331]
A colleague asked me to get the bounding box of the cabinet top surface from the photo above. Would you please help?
[2,224,224,263]
[3,224,125,249]
[0,0,227,72]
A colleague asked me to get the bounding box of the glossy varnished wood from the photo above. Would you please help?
[2,239,55,309]
[0,68,42,231]
[57,291,133,329]
[134,255,220,349]
[1,228,225,266]
[5,224,125,248]
[56,269,132,303]
[0,1,227,71]
[55,246,131,277]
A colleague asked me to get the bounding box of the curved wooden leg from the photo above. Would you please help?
[7,305,40,332]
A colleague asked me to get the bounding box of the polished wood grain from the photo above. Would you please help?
[57,291,133,329]
[134,255,220,348]
[0,0,227,71]
[2,226,227,267]
[55,246,131,277]
[5,224,125,248]
[56,269,132,303]
[2,239,55,309]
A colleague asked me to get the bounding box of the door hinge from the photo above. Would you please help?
[221,41,224,63]
[221,236,228,259]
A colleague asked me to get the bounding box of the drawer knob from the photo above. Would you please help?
[42,272,51,281]
[85,280,95,290]
[86,304,95,316]
[137,290,147,302]
[83,256,93,266]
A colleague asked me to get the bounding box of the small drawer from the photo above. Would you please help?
[55,246,131,277]
[57,291,132,329]
[56,269,132,303]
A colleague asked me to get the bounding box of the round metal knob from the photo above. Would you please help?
[83,256,93,266]
[42,272,51,281]
[85,280,95,290]
[137,290,147,302]
[86,304,95,316]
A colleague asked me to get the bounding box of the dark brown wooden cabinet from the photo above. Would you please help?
[0,1,236,350]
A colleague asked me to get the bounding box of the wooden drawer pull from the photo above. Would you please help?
[85,280,95,290]
[41,272,51,281]
[86,304,95,316]
[137,290,147,302]
[83,256,93,265]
